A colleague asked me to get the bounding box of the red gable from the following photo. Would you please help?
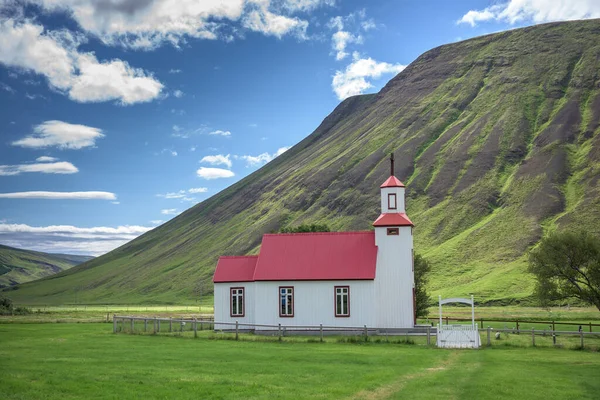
[213,256,258,283]
[373,213,414,227]
[213,231,377,283]
[380,176,405,188]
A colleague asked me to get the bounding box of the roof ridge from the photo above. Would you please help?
[218,255,259,259]
[263,230,374,237]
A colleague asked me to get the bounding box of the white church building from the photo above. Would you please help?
[213,159,415,330]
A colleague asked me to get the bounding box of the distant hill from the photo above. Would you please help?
[5,19,600,305]
[0,244,93,288]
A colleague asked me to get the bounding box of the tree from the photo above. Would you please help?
[414,253,431,318]
[528,230,600,311]
[279,224,330,233]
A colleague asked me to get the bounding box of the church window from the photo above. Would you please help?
[230,287,245,317]
[335,286,350,317]
[388,193,397,210]
[279,287,294,317]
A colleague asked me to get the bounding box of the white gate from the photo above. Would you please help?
[436,295,480,349]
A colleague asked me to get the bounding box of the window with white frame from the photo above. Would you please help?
[388,193,397,210]
[230,287,244,317]
[279,287,294,317]
[335,286,350,317]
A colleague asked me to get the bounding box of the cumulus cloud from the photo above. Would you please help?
[200,154,232,168]
[196,167,235,179]
[332,57,405,100]
[458,0,600,26]
[22,0,332,49]
[0,223,153,256]
[0,161,78,175]
[238,146,289,167]
[332,30,362,60]
[242,3,309,39]
[12,120,104,149]
[0,191,116,200]
[0,19,163,104]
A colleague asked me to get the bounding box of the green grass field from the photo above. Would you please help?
[1,323,600,399]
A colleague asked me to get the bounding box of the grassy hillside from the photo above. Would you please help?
[5,19,600,305]
[0,245,93,288]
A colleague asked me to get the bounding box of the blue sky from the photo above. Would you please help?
[1,0,599,255]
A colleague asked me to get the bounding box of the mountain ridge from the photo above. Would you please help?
[5,19,600,305]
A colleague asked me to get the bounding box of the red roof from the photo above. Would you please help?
[373,213,414,227]
[213,231,377,283]
[213,256,258,283]
[380,176,405,188]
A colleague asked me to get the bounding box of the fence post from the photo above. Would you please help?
[426,325,431,346]
[169,318,172,333]
[532,328,535,347]
[580,330,584,348]
[278,323,282,341]
[235,321,239,340]
[144,319,147,332]
[130,317,134,333]
[487,326,491,347]
[113,315,117,333]
[153,318,157,334]
[320,324,323,342]
[590,322,593,333]
[364,325,368,342]
[193,318,197,338]
[158,319,161,333]
[516,320,519,333]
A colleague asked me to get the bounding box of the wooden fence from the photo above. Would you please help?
[432,316,599,332]
[113,316,600,349]
[113,316,435,344]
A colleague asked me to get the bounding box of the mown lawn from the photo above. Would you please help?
[1,324,599,399]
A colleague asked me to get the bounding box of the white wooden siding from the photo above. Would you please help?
[253,280,376,329]
[214,282,255,330]
[374,225,414,328]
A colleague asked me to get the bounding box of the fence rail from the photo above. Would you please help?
[112,316,600,349]
[432,316,599,332]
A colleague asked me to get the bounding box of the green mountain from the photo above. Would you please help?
[0,245,93,288]
[5,19,600,306]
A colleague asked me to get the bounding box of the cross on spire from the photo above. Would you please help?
[390,153,395,176]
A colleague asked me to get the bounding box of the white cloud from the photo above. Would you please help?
[159,148,178,156]
[0,19,163,104]
[35,156,58,162]
[0,161,78,175]
[200,154,232,168]
[188,187,208,194]
[458,0,600,26]
[24,0,331,49]
[242,4,309,39]
[12,120,104,149]
[0,223,153,256]
[169,69,182,74]
[239,146,289,167]
[208,129,232,136]
[111,201,120,204]
[332,57,405,100]
[196,167,235,179]
[173,89,184,98]
[0,191,116,200]
[150,220,164,225]
[332,30,362,60]
[161,208,179,215]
